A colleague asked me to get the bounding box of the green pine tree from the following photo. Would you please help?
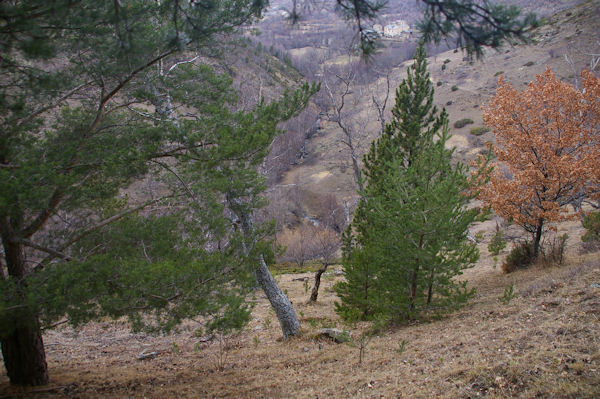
[0,0,316,386]
[335,44,479,322]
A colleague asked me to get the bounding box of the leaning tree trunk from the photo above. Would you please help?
[309,264,328,302]
[227,196,300,340]
[0,237,49,386]
[255,255,300,339]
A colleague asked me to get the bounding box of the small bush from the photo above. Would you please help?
[444,58,451,64]
[523,61,535,67]
[446,100,453,106]
[499,284,516,304]
[494,71,504,77]
[489,230,507,255]
[441,64,446,71]
[470,126,490,136]
[489,227,507,269]
[582,212,600,242]
[502,241,535,273]
[454,118,474,128]
[437,81,443,86]
[542,233,568,266]
[451,85,459,91]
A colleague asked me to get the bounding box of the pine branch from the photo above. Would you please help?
[32,196,174,271]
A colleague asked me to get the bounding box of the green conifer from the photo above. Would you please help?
[335,44,479,322]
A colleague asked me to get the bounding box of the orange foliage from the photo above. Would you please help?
[479,68,600,236]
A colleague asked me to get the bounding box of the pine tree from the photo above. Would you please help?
[0,1,315,386]
[335,44,479,322]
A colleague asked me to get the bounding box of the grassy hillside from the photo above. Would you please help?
[1,244,598,398]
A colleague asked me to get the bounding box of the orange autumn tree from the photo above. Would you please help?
[479,68,600,258]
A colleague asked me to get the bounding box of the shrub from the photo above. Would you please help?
[489,229,507,256]
[488,227,507,269]
[542,233,568,266]
[470,126,490,136]
[523,61,535,67]
[451,85,459,91]
[437,81,443,86]
[502,241,535,273]
[582,212,600,243]
[444,58,451,64]
[446,100,453,106]
[454,118,474,128]
[441,63,446,71]
[494,71,504,77]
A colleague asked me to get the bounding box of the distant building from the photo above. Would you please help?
[372,20,411,38]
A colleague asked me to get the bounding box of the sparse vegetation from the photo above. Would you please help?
[470,126,490,135]
[502,241,536,273]
[488,226,507,268]
[454,118,474,128]
[582,212,600,243]
[451,85,459,91]
[499,284,516,304]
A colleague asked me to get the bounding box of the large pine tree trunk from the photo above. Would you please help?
[255,255,300,339]
[1,322,49,386]
[0,237,49,386]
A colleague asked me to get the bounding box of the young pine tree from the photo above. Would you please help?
[335,44,479,322]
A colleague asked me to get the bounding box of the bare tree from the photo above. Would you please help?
[322,61,392,193]
[317,193,346,232]
[323,64,366,191]
[278,224,319,268]
[309,226,340,302]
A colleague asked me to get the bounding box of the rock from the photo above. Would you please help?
[137,350,159,360]
[317,328,351,343]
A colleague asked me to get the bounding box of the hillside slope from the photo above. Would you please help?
[277,0,600,220]
[1,248,598,398]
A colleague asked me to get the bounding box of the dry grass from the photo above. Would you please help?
[1,241,599,398]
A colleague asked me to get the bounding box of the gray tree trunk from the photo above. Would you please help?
[255,255,300,339]
[226,195,300,340]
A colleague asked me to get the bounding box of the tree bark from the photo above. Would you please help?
[226,196,300,340]
[255,255,300,339]
[0,237,49,386]
[309,264,328,302]
[1,321,49,386]
[533,219,544,259]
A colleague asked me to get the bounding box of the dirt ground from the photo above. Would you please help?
[1,227,599,398]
